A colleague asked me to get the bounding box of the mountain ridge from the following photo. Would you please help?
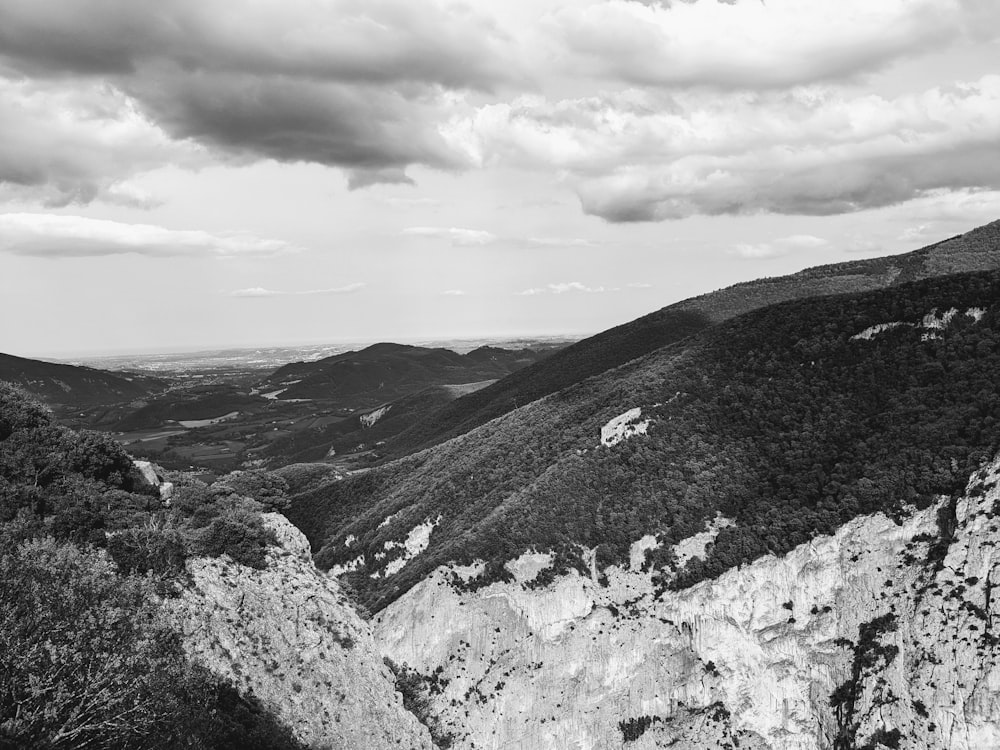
[384,220,1000,460]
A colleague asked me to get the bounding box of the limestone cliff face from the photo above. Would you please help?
[170,513,434,750]
[373,457,1000,749]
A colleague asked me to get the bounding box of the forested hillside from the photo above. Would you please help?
[299,269,1000,612]
[384,219,1000,460]
[0,383,306,748]
[0,351,164,407]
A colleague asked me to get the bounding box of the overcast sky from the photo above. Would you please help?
[1,0,998,357]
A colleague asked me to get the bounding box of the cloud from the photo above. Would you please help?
[230,283,366,297]
[402,226,499,246]
[0,77,202,206]
[524,236,597,248]
[0,0,515,87]
[0,0,518,190]
[732,234,828,259]
[0,213,296,258]
[440,289,468,296]
[516,281,607,295]
[447,76,1000,221]
[546,0,998,89]
[3,0,997,215]
[402,229,599,248]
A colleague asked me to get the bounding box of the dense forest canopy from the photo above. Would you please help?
[298,269,1000,612]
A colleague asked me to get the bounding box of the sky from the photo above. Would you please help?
[0,0,998,357]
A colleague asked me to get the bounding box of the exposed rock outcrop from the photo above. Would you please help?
[170,513,435,750]
[132,459,173,500]
[600,407,650,447]
[373,456,1000,749]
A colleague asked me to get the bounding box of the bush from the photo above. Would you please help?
[195,509,277,569]
[108,526,188,577]
[212,469,290,512]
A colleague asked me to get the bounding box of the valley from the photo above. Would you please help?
[5,220,1000,749]
[25,338,573,476]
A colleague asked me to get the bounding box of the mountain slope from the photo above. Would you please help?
[300,268,1000,613]
[386,219,1000,458]
[0,351,164,406]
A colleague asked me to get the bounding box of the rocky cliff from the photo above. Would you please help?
[170,513,435,750]
[373,455,1000,749]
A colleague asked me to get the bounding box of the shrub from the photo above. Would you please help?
[108,526,188,577]
[195,509,277,569]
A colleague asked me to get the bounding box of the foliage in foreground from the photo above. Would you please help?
[0,383,305,748]
[0,538,307,749]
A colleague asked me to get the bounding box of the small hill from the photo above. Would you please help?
[257,342,553,403]
[385,220,1000,458]
[0,351,165,407]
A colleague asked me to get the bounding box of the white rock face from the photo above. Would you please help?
[853,306,985,342]
[851,322,908,341]
[171,513,434,750]
[673,514,736,569]
[376,516,441,578]
[361,405,392,428]
[374,458,1000,750]
[601,408,651,447]
[132,459,173,501]
[967,307,987,322]
[629,535,659,571]
[921,307,959,330]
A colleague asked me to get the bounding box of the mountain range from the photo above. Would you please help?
[5,220,1000,749]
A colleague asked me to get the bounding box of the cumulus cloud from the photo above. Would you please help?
[0,0,517,189]
[230,283,365,297]
[546,0,998,89]
[516,281,607,295]
[402,227,499,246]
[0,78,202,206]
[0,0,514,87]
[440,289,468,296]
[2,0,997,216]
[732,234,828,259]
[447,76,1000,221]
[0,214,296,258]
